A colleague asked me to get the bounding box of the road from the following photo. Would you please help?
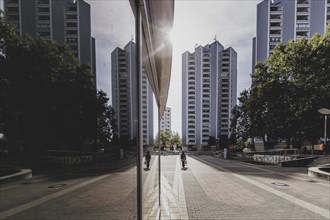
[0,155,329,220]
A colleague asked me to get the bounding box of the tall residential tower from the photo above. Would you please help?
[4,0,96,85]
[182,40,237,147]
[252,0,330,71]
[160,107,171,132]
[111,41,154,146]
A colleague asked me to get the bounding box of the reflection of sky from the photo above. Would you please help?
[2,0,258,137]
[85,0,135,105]
[86,1,258,136]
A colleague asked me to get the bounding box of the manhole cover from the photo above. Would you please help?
[307,180,317,183]
[271,182,289,187]
[48,184,67,189]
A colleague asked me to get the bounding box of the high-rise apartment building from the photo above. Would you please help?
[252,0,330,71]
[111,41,153,146]
[3,0,96,86]
[182,40,237,146]
[160,107,171,132]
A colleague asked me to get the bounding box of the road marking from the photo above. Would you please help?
[233,173,330,219]
[192,156,330,219]
[0,164,133,220]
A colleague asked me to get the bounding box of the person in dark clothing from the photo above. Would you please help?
[180,151,187,169]
[145,151,151,169]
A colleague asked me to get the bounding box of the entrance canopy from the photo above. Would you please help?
[130,0,174,117]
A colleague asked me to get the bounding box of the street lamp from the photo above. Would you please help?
[318,108,330,151]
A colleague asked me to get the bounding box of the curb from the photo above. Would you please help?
[308,164,330,181]
[0,169,32,184]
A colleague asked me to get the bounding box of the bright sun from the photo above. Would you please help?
[168,28,179,46]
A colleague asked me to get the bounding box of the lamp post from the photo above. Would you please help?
[318,108,330,154]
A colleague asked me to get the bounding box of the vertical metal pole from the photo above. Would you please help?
[135,0,143,219]
[158,108,161,206]
[324,116,327,147]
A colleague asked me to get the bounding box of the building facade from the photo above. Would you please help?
[252,0,330,72]
[182,40,237,146]
[160,107,171,132]
[111,41,153,146]
[4,0,96,86]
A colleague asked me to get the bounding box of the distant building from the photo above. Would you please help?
[252,0,330,72]
[182,40,237,147]
[160,107,171,132]
[111,41,154,146]
[3,0,96,86]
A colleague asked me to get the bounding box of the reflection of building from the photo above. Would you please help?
[160,107,171,132]
[3,0,96,86]
[252,0,330,72]
[182,40,237,147]
[111,41,154,146]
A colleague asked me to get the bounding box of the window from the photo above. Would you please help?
[66,22,77,27]
[65,6,77,12]
[38,15,50,21]
[66,30,77,35]
[37,7,49,12]
[65,14,77,20]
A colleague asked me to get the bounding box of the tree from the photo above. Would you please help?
[207,136,216,146]
[154,130,171,150]
[171,131,182,149]
[0,18,115,153]
[231,26,330,148]
[95,90,116,147]
[154,130,182,150]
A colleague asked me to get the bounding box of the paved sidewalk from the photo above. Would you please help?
[1,155,329,219]
[144,155,330,220]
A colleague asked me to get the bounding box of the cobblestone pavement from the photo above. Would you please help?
[1,155,329,220]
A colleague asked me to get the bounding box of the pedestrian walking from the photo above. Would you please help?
[145,151,151,169]
[180,151,187,169]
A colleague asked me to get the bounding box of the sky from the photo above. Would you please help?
[85,0,259,136]
[0,0,260,137]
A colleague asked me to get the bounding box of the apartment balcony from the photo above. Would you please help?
[5,12,19,20]
[269,25,282,31]
[296,16,309,22]
[269,14,281,22]
[269,31,282,37]
[296,26,309,32]
[270,10,282,16]
[5,2,19,7]
[297,11,309,17]
[269,41,281,48]
[297,4,309,8]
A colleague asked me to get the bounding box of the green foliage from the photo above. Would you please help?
[231,28,330,148]
[0,17,114,153]
[171,131,182,148]
[207,136,216,146]
[154,130,182,149]
[96,91,116,145]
